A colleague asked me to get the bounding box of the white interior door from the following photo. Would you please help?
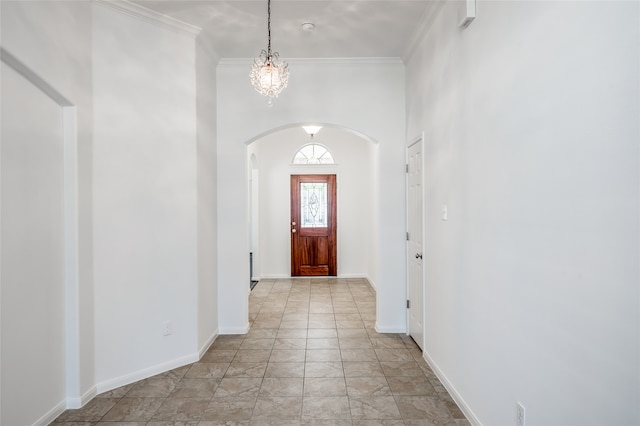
[407,139,424,349]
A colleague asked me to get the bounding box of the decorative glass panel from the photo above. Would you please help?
[293,144,334,165]
[300,182,328,228]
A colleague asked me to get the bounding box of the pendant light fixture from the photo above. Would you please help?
[302,125,322,140]
[250,0,289,105]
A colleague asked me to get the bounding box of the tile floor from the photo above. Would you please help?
[53,278,469,425]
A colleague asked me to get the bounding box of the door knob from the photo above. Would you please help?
[292,222,296,226]
[292,229,297,233]
[415,253,422,259]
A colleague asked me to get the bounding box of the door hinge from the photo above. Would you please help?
[405,164,409,173]
[406,231,409,241]
[406,299,410,309]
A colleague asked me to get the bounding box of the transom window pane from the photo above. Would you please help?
[293,144,334,165]
[301,182,328,228]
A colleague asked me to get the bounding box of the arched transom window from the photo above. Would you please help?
[292,144,335,165]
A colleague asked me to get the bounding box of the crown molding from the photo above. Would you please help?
[219,57,404,66]
[403,0,446,62]
[94,0,202,38]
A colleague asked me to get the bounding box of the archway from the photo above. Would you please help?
[216,59,407,336]
[246,124,377,283]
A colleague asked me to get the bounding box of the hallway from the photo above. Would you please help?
[53,278,468,424]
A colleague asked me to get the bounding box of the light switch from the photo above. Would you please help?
[441,205,448,221]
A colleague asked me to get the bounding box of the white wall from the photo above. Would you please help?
[217,59,406,333]
[1,1,94,422]
[196,32,219,354]
[250,126,374,279]
[93,4,199,388]
[1,62,65,426]
[2,2,220,417]
[249,153,260,280]
[406,1,639,425]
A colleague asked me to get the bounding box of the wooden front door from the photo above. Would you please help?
[291,174,337,276]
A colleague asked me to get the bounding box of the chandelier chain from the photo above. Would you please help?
[267,0,272,56]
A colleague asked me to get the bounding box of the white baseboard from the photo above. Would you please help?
[199,329,219,359]
[33,399,66,426]
[364,275,377,291]
[96,352,199,395]
[65,385,97,409]
[337,273,367,279]
[256,274,289,279]
[55,334,220,417]
[219,323,250,334]
[423,350,482,426]
[374,322,406,334]
[254,274,373,281]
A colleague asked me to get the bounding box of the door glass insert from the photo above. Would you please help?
[300,182,328,228]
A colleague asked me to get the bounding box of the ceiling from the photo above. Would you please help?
[132,1,434,58]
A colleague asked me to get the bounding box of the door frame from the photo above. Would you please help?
[290,173,338,276]
[406,133,426,350]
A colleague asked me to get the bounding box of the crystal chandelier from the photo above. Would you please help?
[250,0,289,105]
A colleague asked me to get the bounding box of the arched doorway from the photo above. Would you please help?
[246,125,376,282]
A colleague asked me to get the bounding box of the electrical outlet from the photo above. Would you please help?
[516,402,525,426]
[162,320,172,336]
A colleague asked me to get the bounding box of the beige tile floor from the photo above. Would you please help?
[53,278,470,425]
